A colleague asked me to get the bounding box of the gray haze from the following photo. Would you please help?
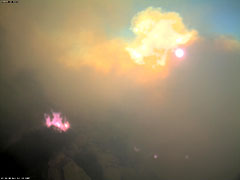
[1,1,240,180]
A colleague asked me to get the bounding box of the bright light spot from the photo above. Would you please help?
[44,112,70,132]
[175,48,184,58]
[153,154,158,159]
[64,122,69,128]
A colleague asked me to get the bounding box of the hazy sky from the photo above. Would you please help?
[0,0,240,180]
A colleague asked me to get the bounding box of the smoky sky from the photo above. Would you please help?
[1,0,240,180]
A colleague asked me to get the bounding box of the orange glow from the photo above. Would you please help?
[58,7,198,83]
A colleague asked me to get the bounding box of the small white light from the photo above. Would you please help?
[175,48,184,58]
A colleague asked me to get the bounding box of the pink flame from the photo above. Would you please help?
[45,112,70,132]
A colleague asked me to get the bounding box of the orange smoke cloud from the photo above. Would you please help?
[59,31,135,74]
[60,7,198,82]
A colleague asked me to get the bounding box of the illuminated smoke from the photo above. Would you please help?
[57,7,198,81]
[45,112,70,132]
[126,7,197,67]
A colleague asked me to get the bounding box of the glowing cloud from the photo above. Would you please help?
[57,7,198,82]
[126,7,197,67]
[45,112,70,132]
